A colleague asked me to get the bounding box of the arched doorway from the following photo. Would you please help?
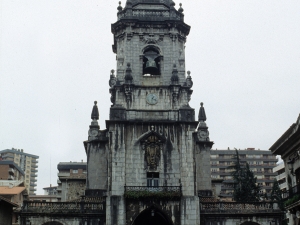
[42,222,63,225]
[133,207,173,225]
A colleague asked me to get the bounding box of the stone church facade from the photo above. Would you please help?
[84,1,213,224]
[19,1,283,225]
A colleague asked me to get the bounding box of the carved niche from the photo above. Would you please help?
[142,134,163,171]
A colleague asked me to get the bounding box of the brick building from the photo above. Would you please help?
[0,160,25,181]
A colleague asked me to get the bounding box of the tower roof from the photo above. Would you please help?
[116,0,185,22]
[127,0,173,5]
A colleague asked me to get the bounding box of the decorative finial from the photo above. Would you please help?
[127,63,131,68]
[111,69,115,75]
[179,3,184,13]
[170,1,175,7]
[91,101,99,121]
[198,102,207,122]
[117,1,123,11]
[186,71,193,87]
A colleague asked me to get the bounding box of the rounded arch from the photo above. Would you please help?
[132,206,174,225]
[141,44,163,56]
[42,222,64,225]
[240,222,260,225]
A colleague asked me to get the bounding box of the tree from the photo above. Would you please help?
[271,179,284,210]
[229,150,261,202]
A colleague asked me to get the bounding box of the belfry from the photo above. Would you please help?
[84,0,214,224]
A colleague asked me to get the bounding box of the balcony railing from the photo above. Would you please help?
[124,186,181,199]
[9,168,15,175]
[200,202,281,214]
[21,198,105,215]
[282,184,300,200]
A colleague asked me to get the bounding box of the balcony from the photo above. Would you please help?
[57,172,70,177]
[276,173,286,181]
[282,184,300,200]
[9,168,15,175]
[124,186,181,199]
[8,175,14,180]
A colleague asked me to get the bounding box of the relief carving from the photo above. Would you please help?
[142,135,163,171]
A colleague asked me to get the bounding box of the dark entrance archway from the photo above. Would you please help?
[133,207,173,225]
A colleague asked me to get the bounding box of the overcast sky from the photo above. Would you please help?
[1,0,300,194]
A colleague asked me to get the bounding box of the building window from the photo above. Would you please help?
[147,172,159,187]
[73,170,78,174]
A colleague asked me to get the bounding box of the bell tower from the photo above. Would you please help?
[84,1,214,225]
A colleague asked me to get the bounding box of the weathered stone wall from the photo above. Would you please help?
[86,142,109,190]
[202,216,281,225]
[195,144,212,191]
[115,28,186,85]
[21,217,104,225]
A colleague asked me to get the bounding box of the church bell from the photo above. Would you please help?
[144,50,160,75]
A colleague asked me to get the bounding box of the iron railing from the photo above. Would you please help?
[124,186,181,199]
[200,202,281,214]
[282,183,300,199]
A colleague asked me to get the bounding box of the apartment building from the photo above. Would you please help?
[57,162,86,202]
[0,160,24,181]
[0,148,38,195]
[273,162,287,191]
[210,148,278,198]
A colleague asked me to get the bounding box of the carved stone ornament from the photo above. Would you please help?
[197,129,209,141]
[142,135,163,171]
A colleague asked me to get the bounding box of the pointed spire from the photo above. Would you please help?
[91,101,99,121]
[198,102,207,122]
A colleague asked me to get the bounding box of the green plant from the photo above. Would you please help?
[284,194,300,207]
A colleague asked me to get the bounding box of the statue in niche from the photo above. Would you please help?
[143,135,162,171]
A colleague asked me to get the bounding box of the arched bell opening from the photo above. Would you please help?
[132,206,173,225]
[143,48,161,76]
